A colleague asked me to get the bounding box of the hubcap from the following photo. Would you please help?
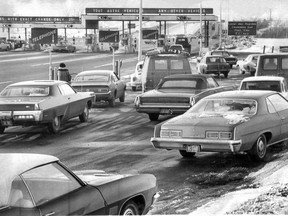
[257,138,266,157]
[123,209,134,216]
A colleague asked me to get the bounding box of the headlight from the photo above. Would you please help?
[160,130,182,138]
[206,131,232,140]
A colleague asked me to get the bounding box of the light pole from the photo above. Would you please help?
[219,0,223,48]
[138,0,143,62]
[199,1,203,56]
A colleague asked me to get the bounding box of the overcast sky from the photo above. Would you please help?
[1,0,287,21]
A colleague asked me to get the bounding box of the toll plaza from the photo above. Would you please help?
[0,7,219,53]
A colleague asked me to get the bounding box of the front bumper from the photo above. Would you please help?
[150,137,242,153]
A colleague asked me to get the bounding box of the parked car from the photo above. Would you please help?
[237,54,259,76]
[0,42,11,51]
[198,55,231,78]
[141,50,192,92]
[255,53,288,81]
[130,61,144,91]
[71,70,126,107]
[239,76,288,99]
[210,50,238,68]
[151,90,288,161]
[52,42,76,53]
[0,153,158,216]
[135,74,236,121]
[0,80,95,134]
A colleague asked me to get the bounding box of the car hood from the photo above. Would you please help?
[0,97,47,104]
[164,112,251,127]
[74,170,132,186]
[140,89,202,98]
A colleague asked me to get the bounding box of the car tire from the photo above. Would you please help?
[148,113,159,121]
[79,104,89,122]
[119,91,125,102]
[48,116,61,134]
[132,86,136,91]
[0,126,5,134]
[120,200,140,215]
[109,95,116,107]
[179,150,196,158]
[251,71,255,76]
[223,72,229,78]
[248,134,267,162]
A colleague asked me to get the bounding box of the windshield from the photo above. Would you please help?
[186,98,257,116]
[159,79,205,90]
[0,86,50,97]
[74,74,109,82]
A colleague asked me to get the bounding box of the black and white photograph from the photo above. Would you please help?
[1,0,288,215]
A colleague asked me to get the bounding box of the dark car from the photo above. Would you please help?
[71,70,126,107]
[210,50,238,68]
[0,80,95,134]
[0,153,158,216]
[135,74,236,121]
[52,42,76,53]
[198,55,231,78]
[151,90,288,161]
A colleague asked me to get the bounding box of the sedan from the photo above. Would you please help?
[237,54,259,76]
[210,50,238,68]
[135,74,236,121]
[0,80,95,134]
[52,42,76,53]
[71,70,126,107]
[198,55,231,78]
[0,153,158,216]
[151,90,288,162]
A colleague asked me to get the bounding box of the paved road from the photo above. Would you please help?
[1,51,281,214]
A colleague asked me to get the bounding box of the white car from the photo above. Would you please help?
[236,54,259,76]
[130,61,144,91]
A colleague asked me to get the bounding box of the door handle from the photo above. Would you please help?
[44,212,55,216]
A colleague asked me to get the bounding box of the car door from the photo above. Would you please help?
[267,93,288,141]
[58,84,84,118]
[21,162,106,216]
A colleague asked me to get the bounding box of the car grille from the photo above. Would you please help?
[140,97,190,104]
[0,104,36,111]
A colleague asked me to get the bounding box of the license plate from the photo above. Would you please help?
[186,145,200,152]
[160,109,171,114]
[0,111,12,116]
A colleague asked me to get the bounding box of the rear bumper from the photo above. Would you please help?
[150,137,242,152]
[0,110,44,126]
[136,104,190,115]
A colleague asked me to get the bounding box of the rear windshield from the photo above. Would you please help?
[241,81,281,92]
[0,86,50,97]
[154,59,185,70]
[74,74,109,82]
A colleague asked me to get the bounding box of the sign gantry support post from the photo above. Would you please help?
[138,0,143,62]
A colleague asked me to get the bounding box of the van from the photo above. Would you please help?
[141,51,192,92]
[255,53,288,80]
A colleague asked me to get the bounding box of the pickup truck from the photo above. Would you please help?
[135,74,236,121]
[239,76,288,99]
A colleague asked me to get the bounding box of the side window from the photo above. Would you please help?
[154,59,168,70]
[263,58,278,70]
[266,98,277,113]
[281,57,288,69]
[22,163,81,206]
[58,84,76,95]
[267,94,288,112]
[283,80,288,92]
[206,78,218,88]
[9,176,34,208]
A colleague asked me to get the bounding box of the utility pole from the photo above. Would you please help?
[138,0,143,62]
[199,1,202,56]
[219,0,222,48]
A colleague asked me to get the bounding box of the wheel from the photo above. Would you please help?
[0,126,5,134]
[79,104,89,122]
[120,201,140,215]
[230,64,233,68]
[108,95,116,107]
[248,134,267,161]
[251,71,255,76]
[119,91,125,102]
[223,72,229,78]
[179,150,196,158]
[148,113,159,121]
[132,86,136,91]
[48,116,61,134]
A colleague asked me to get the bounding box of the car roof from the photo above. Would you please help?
[241,76,284,82]
[0,153,58,207]
[259,53,288,57]
[8,80,66,87]
[163,74,213,80]
[76,70,114,76]
[205,90,276,100]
